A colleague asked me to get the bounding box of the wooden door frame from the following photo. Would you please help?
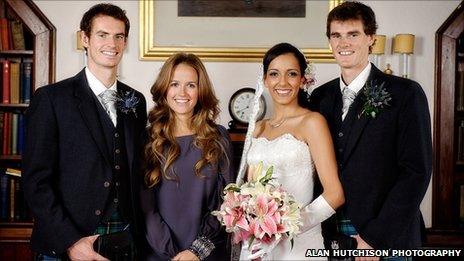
[433,1,463,229]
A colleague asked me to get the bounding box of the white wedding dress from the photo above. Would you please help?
[239,133,331,260]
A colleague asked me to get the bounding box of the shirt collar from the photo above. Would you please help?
[85,67,117,97]
[339,63,372,94]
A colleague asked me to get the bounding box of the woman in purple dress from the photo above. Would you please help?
[142,52,234,261]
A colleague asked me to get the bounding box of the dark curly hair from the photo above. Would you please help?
[326,1,377,38]
[80,3,130,38]
[263,43,310,107]
[263,42,307,76]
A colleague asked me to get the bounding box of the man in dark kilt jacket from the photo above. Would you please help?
[23,3,147,260]
[306,1,432,256]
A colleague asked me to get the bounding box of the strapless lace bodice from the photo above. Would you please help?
[247,133,315,207]
[242,133,326,260]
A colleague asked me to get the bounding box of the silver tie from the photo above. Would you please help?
[341,87,357,120]
[99,89,117,126]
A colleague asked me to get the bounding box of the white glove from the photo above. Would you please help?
[299,195,336,233]
[246,236,282,260]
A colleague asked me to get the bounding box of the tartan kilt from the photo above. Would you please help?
[336,211,357,236]
[36,211,135,261]
[334,212,411,261]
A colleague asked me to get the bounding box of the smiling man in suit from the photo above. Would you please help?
[306,1,432,256]
[23,3,147,260]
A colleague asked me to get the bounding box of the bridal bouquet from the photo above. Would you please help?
[212,162,301,251]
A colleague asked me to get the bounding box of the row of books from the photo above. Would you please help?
[1,58,32,104]
[0,18,25,51]
[0,0,27,51]
[0,168,31,222]
[0,112,25,155]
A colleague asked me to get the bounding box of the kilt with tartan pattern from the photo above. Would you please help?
[335,212,411,261]
[36,211,135,261]
[337,211,357,236]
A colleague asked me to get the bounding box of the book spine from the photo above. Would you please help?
[22,60,31,103]
[0,111,3,154]
[7,20,12,51]
[2,112,9,154]
[6,112,11,155]
[14,177,21,220]
[19,61,23,103]
[0,60,3,102]
[2,60,9,103]
[11,20,25,50]
[0,172,8,220]
[0,18,9,50]
[11,113,18,155]
[17,113,24,154]
[9,178,14,221]
[9,62,20,104]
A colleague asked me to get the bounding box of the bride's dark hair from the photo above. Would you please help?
[263,42,307,76]
[263,43,309,106]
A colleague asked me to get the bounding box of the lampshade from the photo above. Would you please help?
[371,35,386,55]
[393,34,415,54]
[76,31,84,50]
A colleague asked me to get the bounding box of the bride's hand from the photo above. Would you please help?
[247,237,281,260]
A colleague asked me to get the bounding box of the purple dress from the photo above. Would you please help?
[142,125,234,260]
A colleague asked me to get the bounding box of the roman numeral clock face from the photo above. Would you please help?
[228,88,266,125]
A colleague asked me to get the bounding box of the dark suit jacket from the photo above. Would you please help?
[306,64,432,249]
[22,69,147,256]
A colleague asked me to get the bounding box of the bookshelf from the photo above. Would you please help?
[429,2,464,247]
[0,0,55,259]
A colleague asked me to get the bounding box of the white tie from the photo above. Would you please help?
[342,87,357,120]
[99,89,117,126]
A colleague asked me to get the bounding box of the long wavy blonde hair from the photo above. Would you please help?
[144,52,227,187]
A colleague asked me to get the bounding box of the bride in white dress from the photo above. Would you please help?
[238,43,345,260]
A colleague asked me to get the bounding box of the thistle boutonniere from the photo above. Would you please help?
[359,80,392,119]
[116,90,140,117]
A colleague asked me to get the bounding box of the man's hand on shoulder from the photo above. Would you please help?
[67,235,108,261]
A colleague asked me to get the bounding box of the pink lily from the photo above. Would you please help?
[252,195,280,238]
[221,192,250,231]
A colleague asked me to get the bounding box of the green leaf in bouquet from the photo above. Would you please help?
[259,166,274,184]
[247,237,256,250]
[224,183,241,193]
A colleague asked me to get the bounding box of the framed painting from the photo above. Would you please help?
[139,0,343,62]
[178,0,306,18]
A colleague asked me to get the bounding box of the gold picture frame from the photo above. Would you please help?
[139,0,343,62]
